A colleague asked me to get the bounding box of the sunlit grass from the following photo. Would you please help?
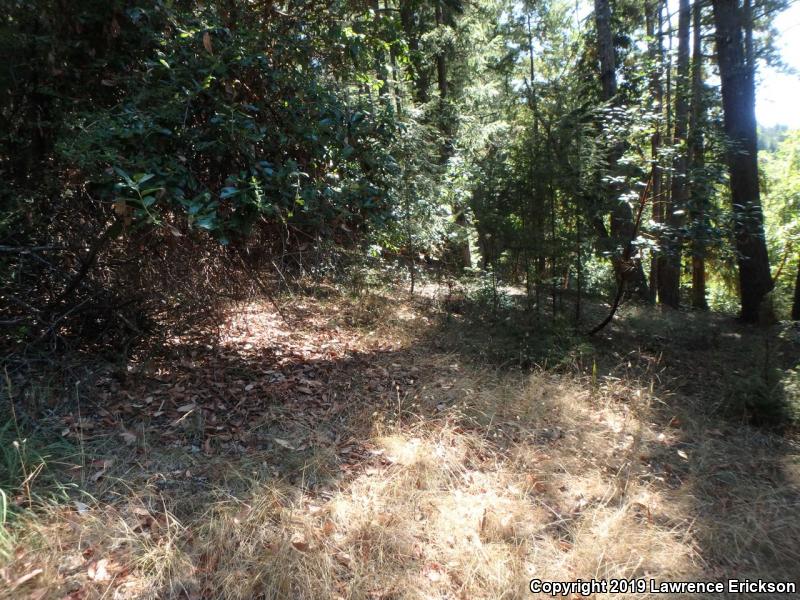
[2,287,798,599]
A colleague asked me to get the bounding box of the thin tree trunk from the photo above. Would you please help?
[433,1,469,270]
[659,0,690,308]
[689,0,708,309]
[526,12,543,305]
[399,0,429,103]
[435,2,448,100]
[527,13,540,137]
[387,0,403,115]
[371,0,390,104]
[647,0,665,303]
[712,0,774,322]
[594,0,649,301]
[551,184,557,319]
[575,205,582,323]
[657,2,673,301]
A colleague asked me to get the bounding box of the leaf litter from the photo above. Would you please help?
[4,291,800,599]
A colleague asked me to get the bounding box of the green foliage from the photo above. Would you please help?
[723,372,794,427]
[762,129,800,317]
[467,267,511,312]
[780,365,800,418]
[1,0,798,353]
[53,3,404,239]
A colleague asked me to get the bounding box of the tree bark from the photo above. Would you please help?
[659,0,690,308]
[594,0,617,100]
[689,0,708,309]
[434,2,448,100]
[526,12,545,305]
[399,0,430,103]
[647,0,665,303]
[386,0,403,115]
[711,0,774,322]
[371,0,389,102]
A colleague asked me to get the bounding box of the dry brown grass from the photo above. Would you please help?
[2,287,799,599]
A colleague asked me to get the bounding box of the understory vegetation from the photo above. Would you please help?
[2,0,800,598]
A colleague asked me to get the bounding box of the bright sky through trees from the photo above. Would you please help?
[757,0,800,127]
[571,0,798,127]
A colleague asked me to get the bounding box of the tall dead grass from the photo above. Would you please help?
[2,291,798,599]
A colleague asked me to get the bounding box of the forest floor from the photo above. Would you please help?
[2,283,800,599]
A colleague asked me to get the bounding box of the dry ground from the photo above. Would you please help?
[2,286,800,599]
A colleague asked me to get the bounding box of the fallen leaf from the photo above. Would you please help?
[87,558,111,582]
[202,31,213,54]
[120,430,137,445]
[10,568,43,589]
[273,438,295,450]
[334,552,351,567]
[321,519,336,536]
[291,534,310,552]
[176,403,197,413]
[91,459,113,482]
[424,562,444,582]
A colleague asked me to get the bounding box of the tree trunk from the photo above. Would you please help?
[595,0,616,99]
[399,0,429,103]
[435,2,448,100]
[386,0,403,115]
[689,0,708,309]
[594,0,649,300]
[526,12,545,304]
[434,1,469,270]
[647,0,665,303]
[371,0,389,105]
[659,0,690,308]
[711,0,774,322]
[657,3,673,301]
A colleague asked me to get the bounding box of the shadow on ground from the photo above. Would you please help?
[3,287,799,598]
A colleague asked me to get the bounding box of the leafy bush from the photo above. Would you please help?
[0,1,430,350]
[52,4,399,241]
